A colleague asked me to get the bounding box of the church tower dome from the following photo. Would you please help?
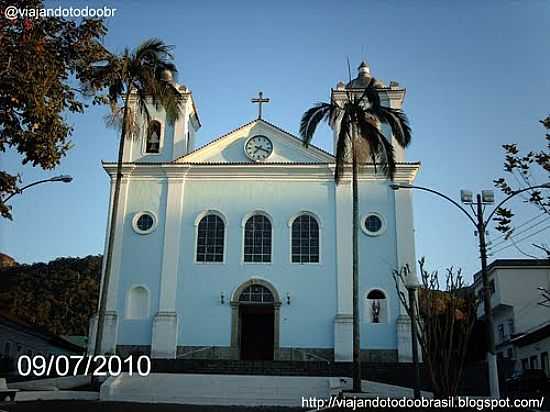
[161,69,174,83]
[346,61,372,88]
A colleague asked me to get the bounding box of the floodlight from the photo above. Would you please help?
[481,190,495,204]
[460,190,473,204]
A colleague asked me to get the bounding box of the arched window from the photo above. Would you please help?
[366,289,387,323]
[126,286,149,319]
[145,120,161,153]
[244,215,272,263]
[291,214,319,263]
[196,214,225,262]
[239,285,274,304]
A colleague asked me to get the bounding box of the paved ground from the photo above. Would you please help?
[0,401,304,412]
[0,400,541,411]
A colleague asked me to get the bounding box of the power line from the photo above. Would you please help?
[490,224,550,255]
[489,212,547,244]
[489,215,549,250]
[510,238,539,259]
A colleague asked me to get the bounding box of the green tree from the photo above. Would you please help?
[300,63,411,392]
[90,39,184,354]
[0,0,108,219]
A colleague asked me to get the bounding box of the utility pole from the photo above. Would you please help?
[390,182,550,399]
[476,194,500,398]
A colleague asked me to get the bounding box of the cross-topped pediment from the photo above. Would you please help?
[175,119,334,164]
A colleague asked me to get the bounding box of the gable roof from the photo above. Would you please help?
[0,312,85,353]
[175,118,335,163]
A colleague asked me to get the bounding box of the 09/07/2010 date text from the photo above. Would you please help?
[17,355,151,377]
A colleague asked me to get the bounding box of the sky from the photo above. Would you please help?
[1,0,549,281]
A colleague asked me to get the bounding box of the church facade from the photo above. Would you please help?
[91,63,420,363]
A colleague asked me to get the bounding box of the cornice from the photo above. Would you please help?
[102,161,420,182]
[331,87,406,106]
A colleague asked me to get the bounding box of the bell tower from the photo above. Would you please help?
[122,71,201,163]
[330,61,407,161]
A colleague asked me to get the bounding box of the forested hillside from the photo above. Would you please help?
[0,255,101,336]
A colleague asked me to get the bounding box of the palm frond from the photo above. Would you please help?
[134,39,175,63]
[300,69,411,183]
[299,103,332,146]
[104,105,140,139]
[376,107,412,148]
[155,80,184,121]
[377,133,396,179]
[355,107,399,177]
[357,77,377,105]
[355,107,382,165]
[334,112,351,183]
[134,86,152,124]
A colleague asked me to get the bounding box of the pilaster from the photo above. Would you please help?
[396,314,413,362]
[334,314,353,361]
[151,174,185,358]
[334,179,353,361]
[394,186,418,316]
[105,177,130,312]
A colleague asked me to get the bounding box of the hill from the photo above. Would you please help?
[0,255,101,336]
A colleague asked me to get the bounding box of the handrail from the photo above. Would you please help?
[293,348,331,363]
[177,346,215,359]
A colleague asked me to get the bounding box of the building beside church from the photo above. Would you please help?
[473,259,550,375]
[90,62,420,363]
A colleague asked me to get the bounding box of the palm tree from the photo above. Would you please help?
[91,39,183,356]
[300,63,411,392]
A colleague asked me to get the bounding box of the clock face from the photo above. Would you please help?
[244,135,273,161]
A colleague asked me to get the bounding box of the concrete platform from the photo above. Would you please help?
[100,373,431,407]
[8,375,90,391]
[14,391,99,402]
[101,373,329,407]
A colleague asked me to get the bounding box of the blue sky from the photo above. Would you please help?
[1,0,549,281]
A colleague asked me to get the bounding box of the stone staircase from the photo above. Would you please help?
[147,359,488,395]
[150,359,339,376]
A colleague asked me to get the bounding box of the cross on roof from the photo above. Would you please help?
[251,91,270,119]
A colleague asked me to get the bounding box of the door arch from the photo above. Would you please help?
[230,278,281,360]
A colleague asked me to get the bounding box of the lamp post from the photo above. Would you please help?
[405,267,421,399]
[3,175,73,203]
[390,182,550,399]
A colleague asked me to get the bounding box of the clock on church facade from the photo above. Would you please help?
[244,135,273,161]
[92,64,420,364]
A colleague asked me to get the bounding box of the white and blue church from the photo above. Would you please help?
[90,62,420,364]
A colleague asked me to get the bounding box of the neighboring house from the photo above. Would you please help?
[512,321,550,375]
[0,313,84,372]
[91,61,421,363]
[473,259,550,375]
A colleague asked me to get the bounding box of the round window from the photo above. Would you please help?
[132,212,157,234]
[363,213,385,236]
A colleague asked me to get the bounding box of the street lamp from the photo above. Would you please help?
[405,268,421,399]
[3,175,73,203]
[390,182,550,398]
